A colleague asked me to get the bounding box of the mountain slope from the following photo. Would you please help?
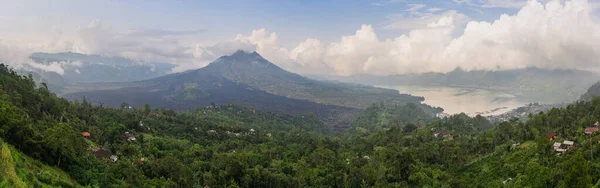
[63,51,437,129]
[579,81,600,101]
[65,74,360,130]
[197,50,424,109]
[0,139,79,188]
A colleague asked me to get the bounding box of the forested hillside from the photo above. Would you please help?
[0,139,79,187]
[3,63,600,187]
[349,102,443,135]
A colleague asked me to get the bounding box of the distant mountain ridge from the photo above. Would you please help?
[63,50,439,130]
[313,67,600,103]
[27,52,175,85]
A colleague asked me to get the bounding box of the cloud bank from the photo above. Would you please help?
[269,0,600,75]
[0,0,599,76]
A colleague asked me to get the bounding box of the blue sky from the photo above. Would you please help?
[1,0,600,75]
[0,0,526,46]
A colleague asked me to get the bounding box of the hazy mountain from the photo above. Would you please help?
[313,67,600,103]
[63,51,440,129]
[201,51,428,109]
[579,81,600,101]
[24,71,68,93]
[28,52,175,84]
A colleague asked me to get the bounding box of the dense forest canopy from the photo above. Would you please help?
[2,63,600,187]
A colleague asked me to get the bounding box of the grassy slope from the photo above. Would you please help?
[0,139,80,188]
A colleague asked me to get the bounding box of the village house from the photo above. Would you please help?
[90,148,112,161]
[511,142,521,149]
[244,129,256,135]
[148,112,161,117]
[110,155,118,162]
[124,132,136,141]
[585,122,599,135]
[545,131,557,141]
[562,140,575,149]
[434,130,453,139]
[585,127,598,135]
[553,142,565,153]
[433,130,446,137]
[207,130,217,134]
[553,140,576,154]
[266,133,272,137]
[82,132,91,139]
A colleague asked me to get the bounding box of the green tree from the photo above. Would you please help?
[45,123,85,167]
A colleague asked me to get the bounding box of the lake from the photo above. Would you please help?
[380,85,533,116]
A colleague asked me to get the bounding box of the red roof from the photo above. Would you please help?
[82,132,90,137]
[545,131,556,138]
[585,127,598,134]
[124,132,134,138]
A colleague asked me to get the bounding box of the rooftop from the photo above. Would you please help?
[563,140,574,145]
[553,142,562,147]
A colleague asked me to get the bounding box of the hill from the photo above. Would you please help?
[349,102,441,134]
[62,51,436,129]
[3,62,600,187]
[0,139,79,187]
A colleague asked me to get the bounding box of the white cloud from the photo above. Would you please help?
[384,10,469,31]
[0,27,74,74]
[406,4,426,13]
[26,61,65,75]
[0,0,599,77]
[75,20,194,62]
[267,0,600,76]
[427,8,444,12]
[446,0,600,71]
